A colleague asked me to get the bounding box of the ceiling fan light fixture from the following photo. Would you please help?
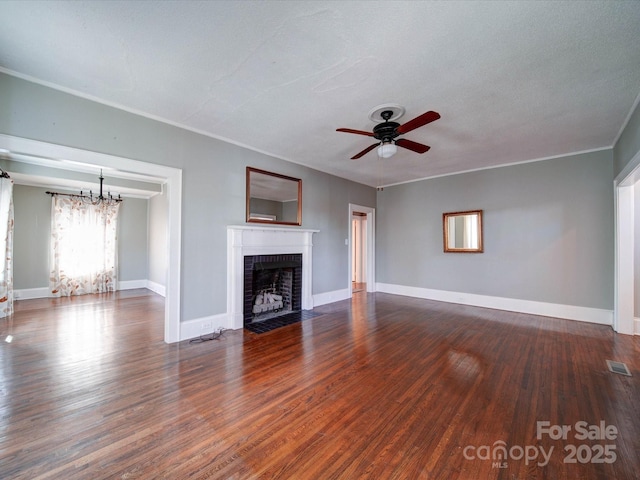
[337,108,438,159]
[378,142,397,158]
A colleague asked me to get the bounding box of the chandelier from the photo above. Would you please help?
[47,170,123,205]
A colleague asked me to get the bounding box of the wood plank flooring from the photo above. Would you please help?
[1,289,639,479]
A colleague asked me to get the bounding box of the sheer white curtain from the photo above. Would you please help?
[50,196,120,297]
[0,176,14,318]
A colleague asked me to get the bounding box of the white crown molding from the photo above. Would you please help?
[380,147,612,188]
[612,89,640,148]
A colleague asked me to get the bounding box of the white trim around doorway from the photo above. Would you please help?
[348,204,376,295]
[0,134,183,343]
[614,149,639,335]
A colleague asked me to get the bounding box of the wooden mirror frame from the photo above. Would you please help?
[443,210,483,253]
[246,167,302,226]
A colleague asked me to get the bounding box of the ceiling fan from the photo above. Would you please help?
[337,109,440,159]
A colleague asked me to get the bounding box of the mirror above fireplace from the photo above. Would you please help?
[246,167,302,226]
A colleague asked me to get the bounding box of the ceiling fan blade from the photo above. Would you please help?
[336,128,375,137]
[396,111,440,135]
[351,143,379,159]
[395,138,431,154]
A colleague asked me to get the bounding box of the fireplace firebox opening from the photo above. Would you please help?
[244,254,302,325]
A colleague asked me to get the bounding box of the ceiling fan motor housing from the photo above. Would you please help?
[337,108,438,158]
[373,121,400,143]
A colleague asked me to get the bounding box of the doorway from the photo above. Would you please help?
[348,204,375,296]
[352,211,367,293]
[0,134,182,343]
[614,150,639,335]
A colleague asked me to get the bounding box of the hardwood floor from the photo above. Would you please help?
[1,289,639,479]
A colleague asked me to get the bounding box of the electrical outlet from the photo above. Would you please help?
[202,321,212,331]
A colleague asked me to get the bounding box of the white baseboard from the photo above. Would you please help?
[183,288,352,340]
[15,279,160,300]
[376,283,613,326]
[181,287,350,340]
[118,279,148,291]
[635,317,640,335]
[180,312,230,341]
[181,288,352,341]
[313,288,351,307]
[14,287,49,300]
[146,280,166,297]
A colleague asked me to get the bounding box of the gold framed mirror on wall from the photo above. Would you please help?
[443,210,483,253]
[246,167,302,226]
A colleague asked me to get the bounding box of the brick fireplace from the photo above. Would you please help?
[243,253,302,325]
[227,225,318,330]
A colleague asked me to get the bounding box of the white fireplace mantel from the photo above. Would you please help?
[227,225,319,330]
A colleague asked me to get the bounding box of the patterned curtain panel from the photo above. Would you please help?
[50,196,120,297]
[0,177,14,318]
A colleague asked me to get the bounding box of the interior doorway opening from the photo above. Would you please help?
[614,152,639,335]
[0,134,182,343]
[352,211,367,293]
[348,204,375,296]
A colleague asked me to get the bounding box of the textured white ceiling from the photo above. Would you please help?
[1,1,639,187]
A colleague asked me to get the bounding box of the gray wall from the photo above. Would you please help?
[12,185,50,289]
[282,199,297,221]
[248,198,298,223]
[148,190,168,287]
[249,197,282,219]
[1,73,376,322]
[377,150,614,310]
[117,195,149,282]
[614,100,640,179]
[12,184,149,289]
